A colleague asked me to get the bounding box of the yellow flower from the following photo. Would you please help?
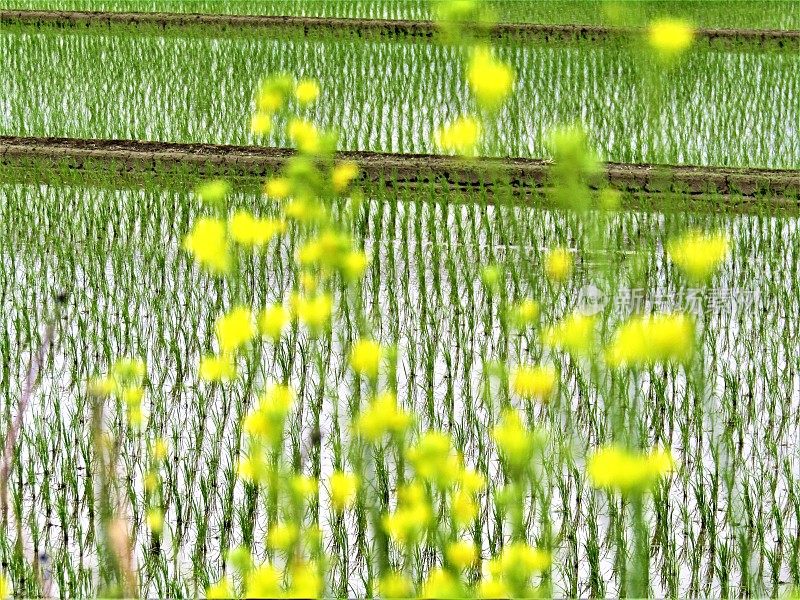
[258,304,289,341]
[144,471,159,493]
[206,578,234,599]
[147,508,163,533]
[648,18,695,57]
[544,247,573,282]
[510,364,556,401]
[349,339,382,379]
[0,574,7,599]
[215,306,256,354]
[329,471,359,512]
[295,78,320,105]
[291,475,318,500]
[288,118,320,154]
[264,176,291,199]
[87,375,116,397]
[229,211,282,246]
[477,577,511,599]
[606,312,694,367]
[244,384,295,445]
[245,563,281,599]
[342,250,369,281]
[286,562,322,599]
[293,293,333,333]
[257,80,286,113]
[421,568,461,599]
[407,432,460,487]
[195,179,230,205]
[544,312,595,356]
[153,438,168,462]
[467,46,514,110]
[199,354,237,382]
[379,572,414,599]
[383,482,432,545]
[459,468,486,493]
[451,489,478,526]
[331,161,359,192]
[667,230,729,282]
[437,116,481,156]
[183,217,230,274]
[250,112,272,135]
[267,522,299,552]
[508,299,539,328]
[495,542,551,579]
[587,445,675,494]
[492,409,540,469]
[447,540,479,569]
[354,391,412,441]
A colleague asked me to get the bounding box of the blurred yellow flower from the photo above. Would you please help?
[379,572,414,599]
[544,247,573,282]
[421,568,461,599]
[667,230,729,282]
[153,438,168,462]
[199,354,237,382]
[544,312,596,356]
[183,217,230,274]
[0,574,7,599]
[350,338,383,378]
[267,522,299,552]
[407,432,460,486]
[329,471,359,512]
[250,112,272,135]
[264,176,292,199]
[606,312,694,367]
[229,211,283,247]
[510,364,556,401]
[295,79,320,105]
[293,293,333,333]
[437,116,481,156]
[447,540,479,568]
[467,46,514,110]
[332,161,359,192]
[383,482,432,545]
[342,250,369,281]
[87,375,116,397]
[355,391,412,441]
[495,542,551,579]
[477,577,510,599]
[508,298,540,328]
[215,306,256,354]
[287,562,322,599]
[648,18,695,57]
[195,179,230,205]
[288,118,320,154]
[451,489,478,525]
[245,563,281,599]
[291,475,319,500]
[258,304,290,341]
[587,444,675,493]
[206,578,234,600]
[492,409,540,469]
[147,508,163,534]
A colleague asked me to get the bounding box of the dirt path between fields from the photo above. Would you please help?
[1,135,797,200]
[2,9,799,46]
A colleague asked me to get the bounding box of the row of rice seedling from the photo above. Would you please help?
[2,23,797,168]
[1,0,798,30]
[1,162,799,597]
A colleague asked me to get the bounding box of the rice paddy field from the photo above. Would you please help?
[1,2,799,599]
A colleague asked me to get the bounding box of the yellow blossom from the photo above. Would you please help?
[467,46,514,109]
[495,542,551,580]
[229,211,283,246]
[291,475,318,500]
[492,409,541,469]
[329,471,359,512]
[648,18,695,57]
[349,338,383,379]
[244,384,295,444]
[258,304,290,341]
[257,81,285,113]
[421,568,461,599]
[250,112,272,135]
[477,577,511,599]
[447,540,479,569]
[195,179,230,205]
[153,438,168,462]
[587,444,675,494]
[380,572,414,599]
[206,578,234,600]
[183,217,231,274]
[508,299,540,328]
[407,432,460,487]
[0,574,8,599]
[287,562,322,599]
[437,116,481,156]
[331,161,359,192]
[288,118,320,154]
[667,230,729,282]
[544,247,573,282]
[510,364,557,401]
[87,375,116,397]
[264,177,292,199]
[354,391,412,441]
[459,468,486,493]
[451,489,478,525]
[341,250,369,281]
[245,563,281,599]
[267,522,299,552]
[544,312,596,356]
[295,79,320,105]
[293,293,333,333]
[144,471,159,493]
[215,306,256,354]
[383,482,432,545]
[147,508,163,533]
[606,313,694,367]
[199,354,237,382]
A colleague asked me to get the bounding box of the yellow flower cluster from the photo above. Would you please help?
[354,391,412,441]
[667,230,729,282]
[648,18,695,58]
[507,298,540,328]
[544,247,573,282]
[467,46,515,110]
[606,312,694,367]
[492,409,546,470]
[382,481,432,546]
[229,211,286,247]
[437,116,481,156]
[510,365,557,401]
[544,312,596,356]
[183,217,230,274]
[587,444,675,494]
